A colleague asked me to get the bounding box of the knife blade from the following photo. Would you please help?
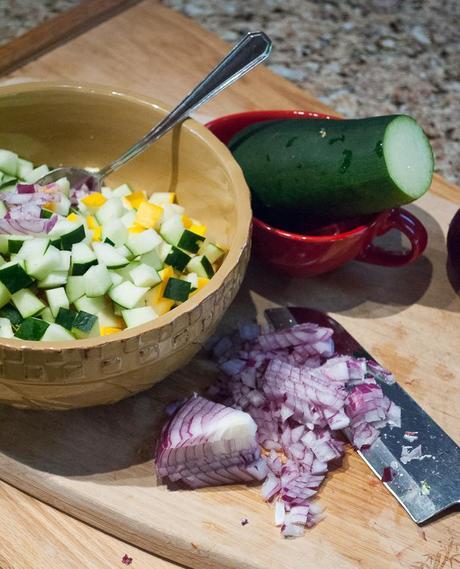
[265,306,460,524]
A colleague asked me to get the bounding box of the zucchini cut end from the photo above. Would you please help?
[384,115,434,201]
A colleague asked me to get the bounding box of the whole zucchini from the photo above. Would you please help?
[229,115,434,224]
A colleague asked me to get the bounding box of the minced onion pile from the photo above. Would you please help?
[156,322,401,538]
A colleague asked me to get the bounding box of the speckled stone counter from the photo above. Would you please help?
[1,0,459,184]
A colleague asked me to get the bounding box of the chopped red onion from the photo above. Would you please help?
[158,320,400,538]
[16,183,35,194]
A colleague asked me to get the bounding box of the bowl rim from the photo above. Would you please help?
[205,109,381,243]
[0,80,251,350]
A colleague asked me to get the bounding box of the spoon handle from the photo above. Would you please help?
[98,31,272,180]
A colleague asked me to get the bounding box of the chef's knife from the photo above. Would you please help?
[265,306,460,524]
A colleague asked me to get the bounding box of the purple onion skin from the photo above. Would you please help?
[447,209,460,293]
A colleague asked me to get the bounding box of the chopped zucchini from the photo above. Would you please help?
[84,264,112,297]
[45,287,69,318]
[74,295,107,315]
[11,289,45,318]
[186,255,214,279]
[15,317,49,340]
[0,261,34,293]
[164,246,191,271]
[55,307,78,330]
[163,277,191,303]
[65,275,86,303]
[202,242,225,263]
[0,317,14,338]
[71,242,97,275]
[108,281,149,309]
[37,271,68,289]
[129,263,161,288]
[0,281,11,309]
[160,215,184,245]
[177,229,204,254]
[0,303,23,326]
[41,322,74,341]
[26,245,62,280]
[126,228,162,256]
[71,311,99,339]
[122,306,157,328]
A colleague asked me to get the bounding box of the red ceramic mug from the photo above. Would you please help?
[206,110,428,277]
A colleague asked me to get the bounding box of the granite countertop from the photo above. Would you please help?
[1,0,458,184]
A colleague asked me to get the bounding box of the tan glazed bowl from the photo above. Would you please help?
[0,82,251,410]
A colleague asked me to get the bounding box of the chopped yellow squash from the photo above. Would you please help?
[81,193,107,208]
[182,215,193,229]
[92,226,102,241]
[100,326,123,336]
[125,191,147,210]
[134,202,163,229]
[189,224,206,236]
[128,223,145,233]
[66,212,79,222]
[86,215,98,229]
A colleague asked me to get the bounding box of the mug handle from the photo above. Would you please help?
[357,208,428,267]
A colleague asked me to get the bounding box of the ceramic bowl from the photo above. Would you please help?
[0,82,251,409]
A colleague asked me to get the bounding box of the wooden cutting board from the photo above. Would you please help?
[1,2,459,569]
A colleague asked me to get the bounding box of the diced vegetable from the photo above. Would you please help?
[37,271,68,289]
[186,255,214,279]
[0,317,14,338]
[39,306,55,323]
[126,228,162,256]
[160,216,184,245]
[134,202,163,229]
[93,242,129,269]
[41,322,74,341]
[108,281,149,309]
[202,242,225,264]
[0,149,223,341]
[129,263,161,287]
[55,307,77,330]
[74,295,106,315]
[0,281,11,309]
[65,275,86,303]
[95,197,125,224]
[71,311,99,339]
[164,246,191,271]
[0,261,34,293]
[102,218,128,247]
[84,264,112,297]
[122,306,157,328]
[11,289,45,318]
[0,149,18,176]
[71,242,97,275]
[26,245,62,280]
[8,235,33,254]
[45,287,69,318]
[177,229,204,254]
[15,317,49,340]
[140,249,163,271]
[163,277,191,302]
[0,303,23,325]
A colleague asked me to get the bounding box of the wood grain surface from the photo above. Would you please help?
[0,2,459,569]
[0,0,141,77]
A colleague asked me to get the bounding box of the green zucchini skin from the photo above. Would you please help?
[229,115,433,223]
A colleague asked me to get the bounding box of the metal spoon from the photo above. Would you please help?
[35,31,272,191]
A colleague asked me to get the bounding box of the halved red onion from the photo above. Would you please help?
[155,394,267,489]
